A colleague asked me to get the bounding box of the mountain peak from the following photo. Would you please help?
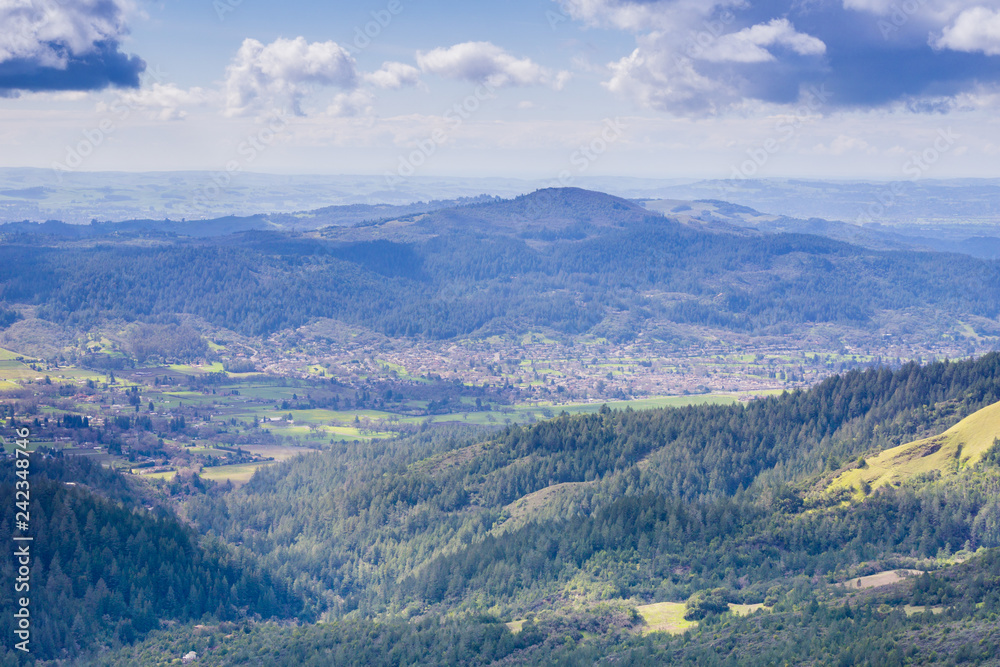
[420,187,658,236]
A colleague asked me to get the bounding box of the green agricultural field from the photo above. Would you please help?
[47,368,105,382]
[216,385,301,401]
[145,461,276,484]
[559,394,742,412]
[0,359,43,382]
[0,357,104,384]
[224,407,354,423]
[285,391,764,432]
[138,470,177,481]
[185,446,234,456]
[1,437,46,452]
[241,415,396,442]
[168,362,225,374]
[199,461,275,483]
[238,444,320,461]
[267,422,393,441]
[282,409,362,423]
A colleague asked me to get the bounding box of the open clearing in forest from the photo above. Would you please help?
[637,600,770,634]
[730,603,767,616]
[839,569,922,590]
[904,605,946,616]
[636,602,696,635]
[505,620,525,634]
[142,445,318,483]
[495,481,595,533]
[144,461,274,484]
[239,444,320,461]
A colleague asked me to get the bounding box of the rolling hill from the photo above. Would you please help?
[830,398,1000,495]
[1,188,999,346]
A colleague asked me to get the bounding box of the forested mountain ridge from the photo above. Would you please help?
[66,353,1000,666]
[0,458,308,662]
[0,196,494,238]
[186,355,1000,616]
[0,188,998,343]
[8,356,1000,664]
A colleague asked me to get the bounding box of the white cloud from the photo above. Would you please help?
[326,89,374,117]
[364,61,422,89]
[699,19,826,63]
[841,0,896,12]
[843,0,985,17]
[557,0,736,32]
[416,41,570,89]
[933,6,1000,55]
[812,134,874,155]
[224,37,358,116]
[555,1,828,114]
[114,83,210,121]
[843,0,996,34]
[0,0,134,66]
[20,90,90,101]
[112,41,422,122]
[601,17,825,114]
[606,39,737,114]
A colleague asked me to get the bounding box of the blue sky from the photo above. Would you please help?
[2,0,1000,183]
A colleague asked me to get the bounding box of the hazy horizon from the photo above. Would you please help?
[4,1,1000,181]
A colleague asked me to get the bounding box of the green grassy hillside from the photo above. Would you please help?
[831,398,1000,495]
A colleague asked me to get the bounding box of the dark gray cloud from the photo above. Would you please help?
[0,40,144,93]
[0,0,145,94]
[742,0,1000,108]
[560,0,1000,113]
